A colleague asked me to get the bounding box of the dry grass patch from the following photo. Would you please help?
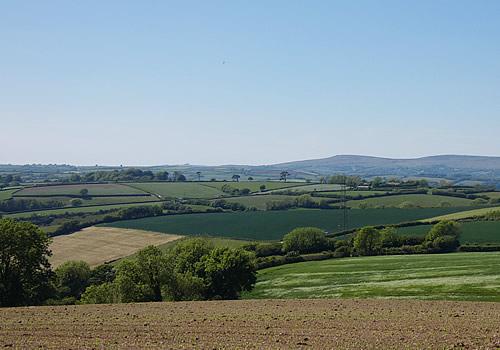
[49,226,182,268]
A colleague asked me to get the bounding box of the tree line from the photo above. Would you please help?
[68,169,186,182]
[0,219,256,307]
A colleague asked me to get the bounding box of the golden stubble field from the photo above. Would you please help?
[49,226,182,268]
[1,299,499,349]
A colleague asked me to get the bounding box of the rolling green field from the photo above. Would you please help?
[223,194,323,210]
[423,206,500,222]
[104,207,469,241]
[0,189,18,201]
[271,183,344,192]
[15,183,147,196]
[5,201,163,218]
[479,191,500,199]
[348,194,475,208]
[126,182,225,199]
[319,190,388,197]
[203,181,303,192]
[12,195,158,207]
[396,220,500,244]
[243,252,500,301]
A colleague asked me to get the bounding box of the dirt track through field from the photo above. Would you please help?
[1,299,499,349]
[49,226,182,267]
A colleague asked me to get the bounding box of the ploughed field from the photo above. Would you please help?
[103,207,471,240]
[245,252,500,301]
[1,299,499,349]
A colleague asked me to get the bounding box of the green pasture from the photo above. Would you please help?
[272,183,344,192]
[11,195,158,207]
[396,220,500,244]
[348,194,475,208]
[103,207,468,241]
[479,192,500,199]
[5,201,163,218]
[319,190,388,197]
[0,189,18,201]
[243,252,500,301]
[203,181,303,192]
[126,182,224,199]
[224,194,324,210]
[15,183,147,196]
[423,206,500,222]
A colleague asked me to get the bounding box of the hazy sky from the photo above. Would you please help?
[1,1,499,166]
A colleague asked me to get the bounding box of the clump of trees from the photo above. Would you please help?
[244,221,462,269]
[0,218,257,307]
[0,219,53,307]
[211,199,248,211]
[282,227,329,254]
[0,174,22,188]
[220,184,251,196]
[266,195,332,210]
[68,168,186,182]
[0,198,65,212]
[80,240,256,304]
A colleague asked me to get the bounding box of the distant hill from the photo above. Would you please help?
[255,155,500,183]
[2,155,500,184]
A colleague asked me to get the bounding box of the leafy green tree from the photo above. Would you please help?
[259,184,266,192]
[196,247,256,299]
[88,264,115,286]
[232,174,240,182]
[156,171,169,181]
[113,259,151,303]
[0,219,53,306]
[55,260,91,300]
[173,171,186,182]
[196,171,202,181]
[280,171,290,182]
[135,246,169,301]
[169,238,213,275]
[353,226,381,256]
[378,227,401,248]
[70,198,83,207]
[282,227,328,254]
[425,221,460,241]
[372,177,383,188]
[432,235,460,252]
[80,282,117,304]
[79,188,89,197]
[296,194,316,208]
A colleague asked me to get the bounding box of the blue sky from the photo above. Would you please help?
[1,1,499,165]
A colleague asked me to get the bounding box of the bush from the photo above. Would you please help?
[282,227,328,254]
[55,261,91,300]
[248,242,283,257]
[70,198,83,207]
[425,221,461,241]
[353,226,381,256]
[432,235,459,252]
[80,283,117,304]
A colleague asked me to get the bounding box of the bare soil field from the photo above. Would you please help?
[49,226,182,268]
[1,299,499,349]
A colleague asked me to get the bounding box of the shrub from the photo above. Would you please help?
[55,261,91,300]
[353,226,381,256]
[425,221,461,241]
[70,198,83,207]
[282,227,328,254]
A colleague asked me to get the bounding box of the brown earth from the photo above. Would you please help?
[49,226,182,268]
[0,299,499,349]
